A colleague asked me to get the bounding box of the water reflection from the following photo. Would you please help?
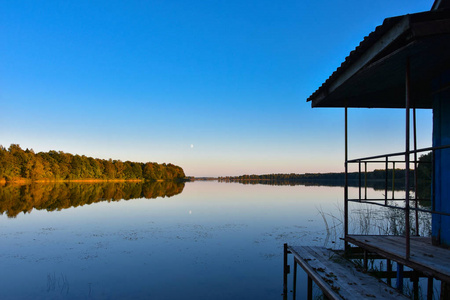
[0,181,432,299]
[0,182,352,299]
[218,178,404,188]
[0,181,185,218]
[221,179,431,201]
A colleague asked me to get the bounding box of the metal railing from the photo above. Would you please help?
[344,144,450,259]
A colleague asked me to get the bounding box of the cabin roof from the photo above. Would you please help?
[307,8,450,108]
[432,0,450,11]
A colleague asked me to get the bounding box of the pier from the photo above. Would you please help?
[282,245,409,299]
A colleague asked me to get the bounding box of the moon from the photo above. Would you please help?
[190,144,194,148]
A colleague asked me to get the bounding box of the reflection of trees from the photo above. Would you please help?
[221,155,433,197]
[219,178,410,189]
[0,181,185,218]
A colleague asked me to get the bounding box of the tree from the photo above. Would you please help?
[104,159,115,179]
[114,160,125,179]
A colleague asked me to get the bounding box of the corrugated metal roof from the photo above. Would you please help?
[306,9,450,108]
[306,15,404,103]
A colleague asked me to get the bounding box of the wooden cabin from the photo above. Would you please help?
[284,1,450,299]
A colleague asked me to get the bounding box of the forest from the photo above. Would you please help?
[0,144,186,182]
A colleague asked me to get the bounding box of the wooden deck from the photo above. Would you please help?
[286,245,408,300]
[346,235,450,283]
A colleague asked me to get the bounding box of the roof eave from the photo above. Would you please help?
[308,16,411,108]
[307,9,450,109]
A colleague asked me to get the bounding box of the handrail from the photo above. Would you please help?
[348,160,430,163]
[346,144,450,163]
[344,143,450,260]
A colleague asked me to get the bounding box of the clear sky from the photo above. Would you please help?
[1,1,433,177]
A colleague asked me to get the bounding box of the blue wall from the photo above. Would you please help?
[432,70,450,247]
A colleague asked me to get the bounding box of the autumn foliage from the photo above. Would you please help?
[0,144,186,182]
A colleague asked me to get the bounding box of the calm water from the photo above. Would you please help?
[0,181,393,299]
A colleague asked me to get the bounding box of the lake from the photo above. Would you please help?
[0,181,419,299]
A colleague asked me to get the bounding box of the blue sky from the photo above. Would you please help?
[1,1,433,177]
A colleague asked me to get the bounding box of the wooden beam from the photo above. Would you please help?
[292,256,341,300]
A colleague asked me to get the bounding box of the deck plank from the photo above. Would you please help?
[346,235,450,282]
[289,245,408,299]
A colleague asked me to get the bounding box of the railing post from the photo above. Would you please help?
[405,57,411,259]
[364,161,367,200]
[385,157,388,206]
[413,107,419,236]
[345,107,349,251]
[432,148,436,220]
[359,160,362,201]
[392,162,396,200]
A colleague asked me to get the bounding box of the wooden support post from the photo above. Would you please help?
[387,259,392,286]
[363,250,368,272]
[293,260,297,300]
[307,276,312,300]
[283,243,287,299]
[427,277,433,300]
[397,263,404,291]
[283,243,289,299]
[412,272,419,300]
[441,282,450,300]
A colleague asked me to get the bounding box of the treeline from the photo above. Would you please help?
[0,144,186,182]
[219,153,432,187]
[0,181,185,218]
[220,170,413,183]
